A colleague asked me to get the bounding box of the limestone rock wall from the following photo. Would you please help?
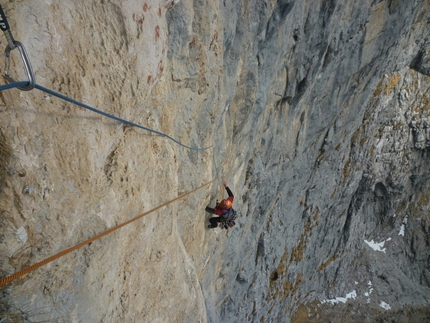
[0,0,429,322]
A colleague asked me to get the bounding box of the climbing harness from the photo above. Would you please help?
[0,179,216,286]
[0,5,210,151]
[220,219,231,237]
[219,211,237,237]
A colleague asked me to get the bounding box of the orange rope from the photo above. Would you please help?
[0,179,216,286]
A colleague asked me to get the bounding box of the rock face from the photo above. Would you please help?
[0,0,429,322]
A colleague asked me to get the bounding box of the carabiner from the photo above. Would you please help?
[4,40,35,91]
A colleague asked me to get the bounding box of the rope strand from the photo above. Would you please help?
[0,81,212,151]
[0,179,216,286]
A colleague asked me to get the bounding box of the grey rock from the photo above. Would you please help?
[0,0,430,322]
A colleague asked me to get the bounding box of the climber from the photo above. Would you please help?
[205,181,236,229]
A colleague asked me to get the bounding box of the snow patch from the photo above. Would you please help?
[322,290,357,305]
[380,301,391,310]
[364,238,391,253]
[399,216,408,236]
[364,281,373,303]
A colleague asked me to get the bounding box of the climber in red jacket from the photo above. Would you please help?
[205,181,236,229]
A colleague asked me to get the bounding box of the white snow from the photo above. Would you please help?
[399,216,408,236]
[398,224,405,236]
[379,301,391,310]
[364,238,391,253]
[322,290,357,305]
[364,281,373,302]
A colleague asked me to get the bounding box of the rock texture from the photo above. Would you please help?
[0,0,429,322]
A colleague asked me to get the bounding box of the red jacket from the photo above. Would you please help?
[214,186,234,215]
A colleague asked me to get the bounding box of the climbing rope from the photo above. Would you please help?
[0,179,216,287]
[0,81,27,91]
[0,4,210,151]
[33,84,212,151]
[0,7,221,287]
[0,80,212,151]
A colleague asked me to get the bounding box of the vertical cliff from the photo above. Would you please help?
[0,0,429,322]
